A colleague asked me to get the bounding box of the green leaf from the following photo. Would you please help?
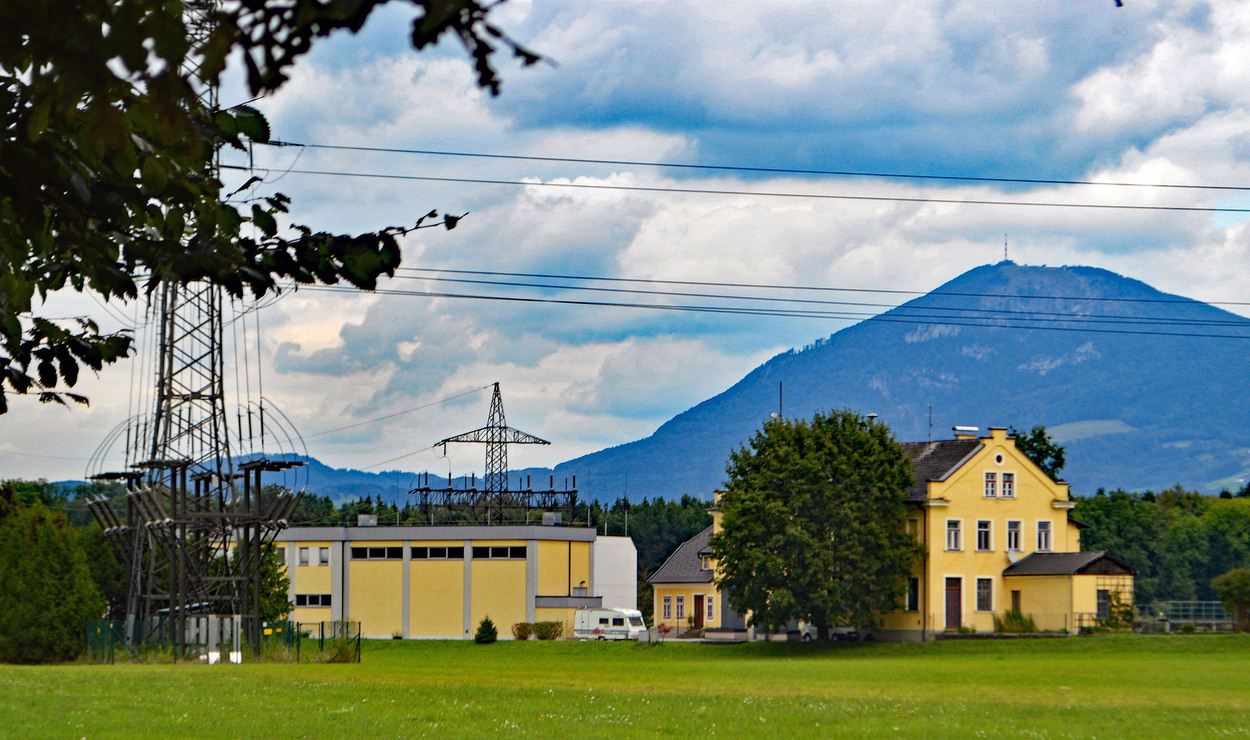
[141,158,168,196]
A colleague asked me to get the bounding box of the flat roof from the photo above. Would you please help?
[277,524,599,543]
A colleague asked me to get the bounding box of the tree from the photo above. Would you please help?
[0,0,540,412]
[710,411,922,638]
[474,616,498,644]
[0,502,105,663]
[1212,569,1250,632]
[1008,425,1066,481]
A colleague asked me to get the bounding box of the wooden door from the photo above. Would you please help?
[945,578,962,630]
[693,595,705,629]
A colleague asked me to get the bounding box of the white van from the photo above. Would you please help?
[573,607,647,641]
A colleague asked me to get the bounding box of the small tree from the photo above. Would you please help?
[1212,569,1250,632]
[1008,426,1066,481]
[711,411,922,638]
[475,616,498,644]
[0,503,105,663]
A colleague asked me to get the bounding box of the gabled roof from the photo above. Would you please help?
[647,525,715,585]
[899,439,984,502]
[1002,551,1136,577]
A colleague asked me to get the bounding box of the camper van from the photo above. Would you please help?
[573,607,647,641]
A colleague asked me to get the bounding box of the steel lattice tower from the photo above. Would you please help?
[88,0,302,658]
[436,382,550,522]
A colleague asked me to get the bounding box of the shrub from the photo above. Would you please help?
[475,616,498,644]
[993,610,1038,633]
[0,500,105,664]
[511,622,533,641]
[533,621,564,640]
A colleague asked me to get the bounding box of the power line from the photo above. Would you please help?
[298,284,1250,340]
[398,267,1250,309]
[264,140,1250,193]
[304,385,491,438]
[389,273,1250,329]
[219,164,1250,214]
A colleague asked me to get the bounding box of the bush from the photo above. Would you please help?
[511,622,533,641]
[533,621,564,640]
[993,610,1038,633]
[475,616,498,644]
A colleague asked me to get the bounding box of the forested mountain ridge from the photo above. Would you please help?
[554,262,1250,500]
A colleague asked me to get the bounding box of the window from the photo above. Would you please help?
[1096,589,1111,621]
[701,556,711,571]
[984,471,997,498]
[351,546,403,560]
[1002,472,1015,498]
[706,595,714,621]
[906,577,920,612]
[318,547,330,566]
[976,520,992,551]
[662,595,672,620]
[1037,521,1052,552]
[276,547,286,561]
[298,547,309,566]
[472,545,527,559]
[410,546,465,560]
[612,617,625,627]
[599,617,609,626]
[1006,520,1022,551]
[1011,590,1021,613]
[295,594,332,607]
[675,595,685,620]
[946,519,962,551]
[906,518,919,539]
[976,578,993,612]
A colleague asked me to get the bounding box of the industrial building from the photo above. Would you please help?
[277,524,636,639]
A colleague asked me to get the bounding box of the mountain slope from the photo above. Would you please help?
[554,262,1250,499]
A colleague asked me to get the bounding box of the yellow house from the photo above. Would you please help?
[276,524,636,639]
[653,426,1133,640]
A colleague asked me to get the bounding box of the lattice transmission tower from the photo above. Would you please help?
[86,0,302,658]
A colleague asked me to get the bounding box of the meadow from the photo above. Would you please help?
[2,635,1248,738]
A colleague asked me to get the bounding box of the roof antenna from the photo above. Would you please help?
[1004,234,1009,262]
[928,403,933,444]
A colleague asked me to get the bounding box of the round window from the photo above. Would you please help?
[995,454,1004,465]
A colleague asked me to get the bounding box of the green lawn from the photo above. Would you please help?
[2,635,1249,738]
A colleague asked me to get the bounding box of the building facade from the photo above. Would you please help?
[651,427,1133,640]
[276,525,636,639]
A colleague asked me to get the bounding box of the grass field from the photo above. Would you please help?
[2,635,1249,738]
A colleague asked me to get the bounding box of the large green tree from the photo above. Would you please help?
[1212,568,1250,632]
[0,491,105,663]
[710,411,922,639]
[0,0,538,412]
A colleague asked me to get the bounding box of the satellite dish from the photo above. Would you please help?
[1007,550,1021,564]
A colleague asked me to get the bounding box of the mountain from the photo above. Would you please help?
[553,262,1250,499]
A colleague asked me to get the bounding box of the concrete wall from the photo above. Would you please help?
[592,536,638,609]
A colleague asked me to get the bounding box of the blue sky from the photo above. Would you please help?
[7,0,1250,483]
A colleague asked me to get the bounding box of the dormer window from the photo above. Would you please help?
[701,556,712,571]
[984,472,997,498]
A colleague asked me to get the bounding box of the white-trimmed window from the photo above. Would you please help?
[701,556,711,571]
[318,547,330,566]
[976,520,992,551]
[675,595,685,620]
[984,471,997,498]
[1007,520,1022,551]
[1037,520,1052,551]
[706,596,714,621]
[946,519,962,551]
[1002,472,1015,498]
[976,578,993,612]
[662,595,671,620]
[298,547,310,566]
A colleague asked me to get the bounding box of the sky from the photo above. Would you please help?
[5,0,1250,485]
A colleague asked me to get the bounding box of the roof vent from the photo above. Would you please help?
[952,425,979,439]
[357,514,378,527]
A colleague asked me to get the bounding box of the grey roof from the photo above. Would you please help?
[647,525,715,585]
[1002,551,1135,577]
[899,439,984,502]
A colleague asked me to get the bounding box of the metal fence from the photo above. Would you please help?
[85,619,361,663]
[1134,601,1234,633]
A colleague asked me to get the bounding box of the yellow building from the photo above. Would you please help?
[276,524,636,639]
[653,426,1134,640]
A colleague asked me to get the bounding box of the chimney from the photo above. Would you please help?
[952,425,979,440]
